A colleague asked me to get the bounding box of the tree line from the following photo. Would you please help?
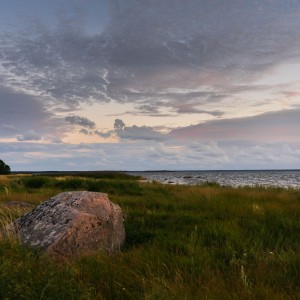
[0,159,11,174]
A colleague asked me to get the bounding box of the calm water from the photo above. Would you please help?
[127,170,300,188]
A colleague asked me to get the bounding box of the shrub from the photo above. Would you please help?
[52,178,85,190]
[22,176,54,189]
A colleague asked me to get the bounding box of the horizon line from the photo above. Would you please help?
[11,168,300,174]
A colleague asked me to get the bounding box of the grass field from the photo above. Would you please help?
[0,173,299,299]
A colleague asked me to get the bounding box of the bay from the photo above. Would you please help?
[127,170,300,188]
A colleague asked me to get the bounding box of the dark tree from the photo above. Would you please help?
[0,159,11,174]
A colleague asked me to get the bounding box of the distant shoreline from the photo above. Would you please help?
[11,169,300,174]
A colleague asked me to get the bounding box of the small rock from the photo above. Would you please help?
[7,191,125,260]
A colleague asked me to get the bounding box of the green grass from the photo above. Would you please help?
[0,174,300,299]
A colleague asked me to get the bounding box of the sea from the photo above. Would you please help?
[127,170,300,189]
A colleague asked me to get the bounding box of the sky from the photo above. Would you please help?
[0,0,300,171]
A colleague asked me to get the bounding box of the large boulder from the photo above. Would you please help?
[8,191,125,260]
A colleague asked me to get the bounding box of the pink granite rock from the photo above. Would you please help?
[8,191,125,260]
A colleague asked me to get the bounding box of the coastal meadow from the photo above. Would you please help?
[0,173,299,299]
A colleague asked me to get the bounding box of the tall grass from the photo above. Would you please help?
[0,174,299,299]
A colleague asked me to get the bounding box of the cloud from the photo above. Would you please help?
[79,128,91,135]
[94,130,113,138]
[0,85,66,139]
[106,1,300,79]
[174,103,224,117]
[114,119,125,131]
[95,107,300,143]
[0,1,299,117]
[65,115,96,128]
[95,119,166,141]
[1,124,17,131]
[17,130,42,141]
[0,86,50,126]
[118,125,166,141]
[170,109,300,143]
[48,136,63,144]
[1,138,299,171]
[0,1,300,172]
